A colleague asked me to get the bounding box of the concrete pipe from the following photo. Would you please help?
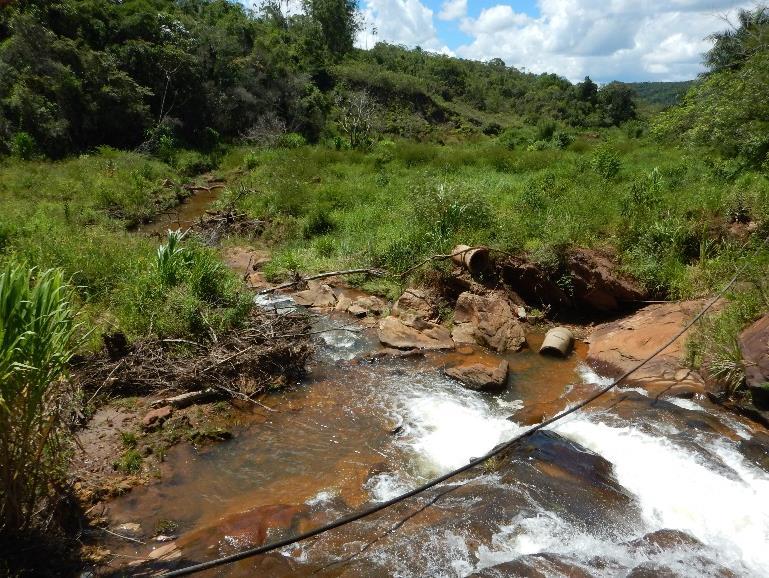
[539,327,574,357]
[451,245,490,277]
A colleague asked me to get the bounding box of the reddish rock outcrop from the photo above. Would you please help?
[377,316,454,350]
[445,358,509,392]
[587,301,712,395]
[451,291,526,352]
[293,283,337,308]
[500,248,645,312]
[739,313,769,406]
[392,288,439,321]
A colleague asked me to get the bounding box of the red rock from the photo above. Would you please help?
[445,358,509,392]
[293,283,337,308]
[377,316,454,350]
[392,288,439,321]
[142,405,173,429]
[451,291,525,352]
[740,313,769,389]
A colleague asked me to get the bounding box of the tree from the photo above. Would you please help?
[335,89,376,149]
[706,6,769,73]
[303,0,360,58]
[576,76,598,103]
[598,82,636,126]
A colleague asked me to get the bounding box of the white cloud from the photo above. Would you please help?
[438,0,467,21]
[455,0,752,81]
[356,0,452,54]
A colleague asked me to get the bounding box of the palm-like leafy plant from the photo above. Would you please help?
[0,264,79,534]
[156,229,189,287]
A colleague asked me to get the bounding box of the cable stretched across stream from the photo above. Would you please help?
[162,238,765,577]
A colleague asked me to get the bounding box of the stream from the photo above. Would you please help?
[100,296,769,577]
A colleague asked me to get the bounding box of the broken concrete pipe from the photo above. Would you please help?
[539,327,574,357]
[451,245,490,276]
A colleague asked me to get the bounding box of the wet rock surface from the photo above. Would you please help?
[445,358,509,392]
[500,248,645,312]
[451,291,526,352]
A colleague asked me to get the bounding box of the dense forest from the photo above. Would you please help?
[0,0,639,158]
[2,1,769,576]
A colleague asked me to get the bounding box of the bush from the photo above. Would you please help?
[175,150,216,177]
[591,146,621,179]
[303,207,336,238]
[10,132,37,160]
[278,133,306,149]
[0,265,79,534]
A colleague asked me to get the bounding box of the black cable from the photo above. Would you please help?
[162,238,765,577]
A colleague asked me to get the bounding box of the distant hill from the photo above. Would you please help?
[621,81,696,108]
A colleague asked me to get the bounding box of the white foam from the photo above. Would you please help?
[665,397,703,412]
[578,364,615,387]
[553,418,769,576]
[364,472,410,502]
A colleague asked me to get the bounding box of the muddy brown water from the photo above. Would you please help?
[139,186,224,235]
[96,306,769,577]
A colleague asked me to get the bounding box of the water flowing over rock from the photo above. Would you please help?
[445,358,509,392]
[377,316,454,350]
[451,291,526,352]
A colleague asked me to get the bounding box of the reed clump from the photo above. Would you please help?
[0,264,79,535]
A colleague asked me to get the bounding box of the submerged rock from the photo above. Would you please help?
[451,291,525,352]
[445,358,509,392]
[377,316,454,350]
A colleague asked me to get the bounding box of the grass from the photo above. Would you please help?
[0,265,79,535]
[0,150,252,346]
[224,135,769,301]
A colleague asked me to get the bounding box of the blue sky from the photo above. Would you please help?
[246,1,752,82]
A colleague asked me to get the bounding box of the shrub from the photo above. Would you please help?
[243,151,259,171]
[303,207,336,238]
[175,150,216,177]
[156,230,189,288]
[591,146,621,179]
[10,132,37,160]
[278,133,306,149]
[0,265,79,534]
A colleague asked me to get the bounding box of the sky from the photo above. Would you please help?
[246,1,755,83]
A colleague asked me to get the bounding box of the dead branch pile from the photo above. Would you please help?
[73,310,312,403]
[193,210,266,245]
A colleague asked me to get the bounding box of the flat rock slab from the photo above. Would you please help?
[445,358,509,392]
[587,300,714,393]
[392,288,439,321]
[378,316,454,350]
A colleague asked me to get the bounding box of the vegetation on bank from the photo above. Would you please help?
[1,1,769,566]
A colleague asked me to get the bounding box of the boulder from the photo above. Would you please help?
[293,283,337,308]
[451,291,526,352]
[565,248,646,311]
[445,358,509,392]
[392,288,438,321]
[739,313,769,408]
[142,405,173,430]
[377,316,454,350]
[587,300,713,393]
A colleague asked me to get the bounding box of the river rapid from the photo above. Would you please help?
[101,297,769,577]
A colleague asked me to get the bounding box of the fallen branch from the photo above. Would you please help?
[259,268,386,294]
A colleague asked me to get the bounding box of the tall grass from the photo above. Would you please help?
[0,264,79,534]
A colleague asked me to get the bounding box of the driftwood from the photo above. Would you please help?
[259,268,386,294]
[73,310,313,402]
